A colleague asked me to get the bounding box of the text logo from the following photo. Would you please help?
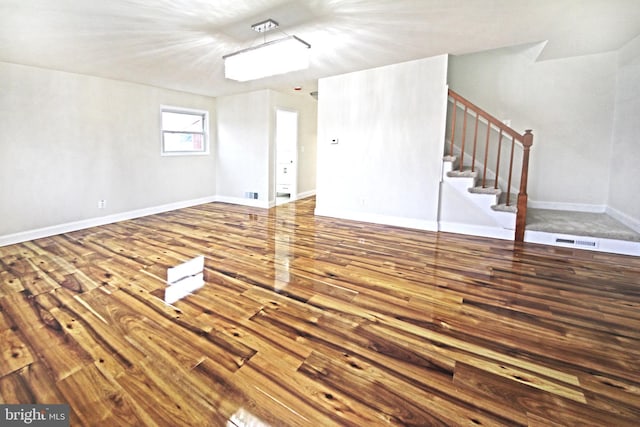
[1,405,69,427]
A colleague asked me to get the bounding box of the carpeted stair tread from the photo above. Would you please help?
[446,168,477,178]
[469,181,501,195]
[492,203,518,213]
[492,192,519,213]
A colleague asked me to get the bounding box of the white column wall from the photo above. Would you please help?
[215,90,271,207]
[315,55,448,230]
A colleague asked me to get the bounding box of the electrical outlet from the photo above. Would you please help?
[330,138,339,144]
[97,200,107,209]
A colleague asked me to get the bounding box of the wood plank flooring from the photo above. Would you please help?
[1,197,639,426]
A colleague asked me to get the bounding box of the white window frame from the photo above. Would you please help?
[160,105,210,156]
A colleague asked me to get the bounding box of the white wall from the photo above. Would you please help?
[315,55,448,230]
[448,44,618,211]
[609,34,640,230]
[216,89,317,207]
[216,90,271,207]
[0,61,216,238]
[0,66,317,244]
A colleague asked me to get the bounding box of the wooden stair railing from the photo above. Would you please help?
[447,89,534,242]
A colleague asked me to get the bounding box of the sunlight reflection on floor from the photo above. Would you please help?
[227,407,271,427]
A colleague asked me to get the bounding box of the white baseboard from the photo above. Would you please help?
[314,208,438,232]
[0,190,308,247]
[528,200,606,213]
[439,222,515,240]
[0,195,218,247]
[268,190,316,208]
[215,196,270,209]
[606,206,640,234]
[524,230,639,257]
[297,190,316,200]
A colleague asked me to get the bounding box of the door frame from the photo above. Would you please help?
[274,108,299,204]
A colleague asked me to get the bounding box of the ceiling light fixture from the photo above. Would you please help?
[251,19,279,33]
[223,19,311,82]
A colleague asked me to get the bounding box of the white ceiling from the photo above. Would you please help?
[1,0,639,97]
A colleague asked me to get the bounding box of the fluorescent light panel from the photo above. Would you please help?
[224,35,310,82]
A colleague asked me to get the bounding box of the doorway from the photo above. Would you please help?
[275,109,298,206]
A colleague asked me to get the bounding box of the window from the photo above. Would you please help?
[160,106,209,156]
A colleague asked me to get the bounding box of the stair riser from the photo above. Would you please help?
[443,157,515,229]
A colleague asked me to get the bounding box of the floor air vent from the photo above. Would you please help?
[555,237,598,248]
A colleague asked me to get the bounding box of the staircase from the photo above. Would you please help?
[442,89,533,241]
[442,155,517,230]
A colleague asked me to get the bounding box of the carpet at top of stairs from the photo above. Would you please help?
[526,209,640,242]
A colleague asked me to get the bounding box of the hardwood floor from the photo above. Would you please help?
[1,197,639,426]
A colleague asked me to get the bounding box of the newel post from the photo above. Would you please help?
[515,130,533,242]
